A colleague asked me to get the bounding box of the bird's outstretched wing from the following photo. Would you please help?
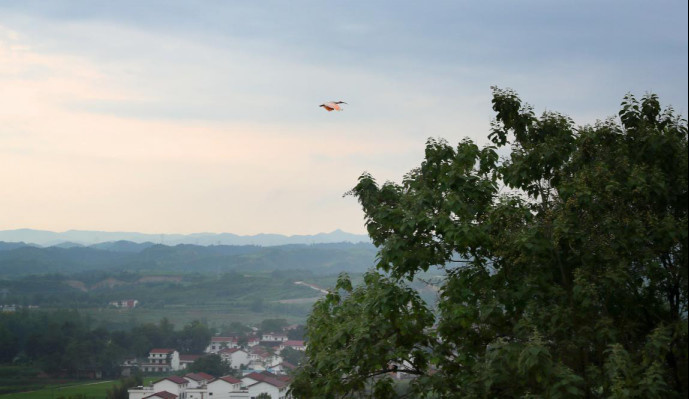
[320,101,346,111]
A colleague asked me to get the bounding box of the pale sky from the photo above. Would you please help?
[1,1,687,235]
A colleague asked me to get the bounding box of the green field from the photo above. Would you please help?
[0,378,157,399]
[1,380,116,399]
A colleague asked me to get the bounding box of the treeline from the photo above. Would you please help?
[0,309,213,377]
[0,270,322,312]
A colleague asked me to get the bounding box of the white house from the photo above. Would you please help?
[261,333,288,342]
[219,348,250,369]
[207,375,244,397]
[278,340,306,352]
[186,386,207,399]
[128,376,188,399]
[140,349,180,373]
[129,374,258,399]
[206,336,240,353]
[109,299,139,309]
[267,361,297,376]
[179,354,201,370]
[152,377,188,396]
[249,347,282,370]
[184,372,214,388]
[242,372,291,399]
[141,392,177,399]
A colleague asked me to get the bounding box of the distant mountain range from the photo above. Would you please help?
[0,228,370,247]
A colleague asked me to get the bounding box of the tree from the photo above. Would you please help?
[281,347,305,366]
[177,320,212,354]
[188,354,231,377]
[287,324,306,340]
[223,321,252,336]
[0,323,18,363]
[260,318,288,334]
[291,89,688,398]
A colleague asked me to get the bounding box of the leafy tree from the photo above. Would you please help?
[177,320,212,354]
[292,89,688,398]
[188,354,231,377]
[223,321,252,336]
[0,324,18,363]
[260,318,288,333]
[287,324,306,340]
[256,393,272,399]
[281,347,305,366]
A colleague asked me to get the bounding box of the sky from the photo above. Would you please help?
[1,0,687,236]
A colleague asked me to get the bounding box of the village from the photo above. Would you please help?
[125,327,305,399]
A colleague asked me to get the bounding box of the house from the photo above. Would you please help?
[185,386,208,399]
[130,374,211,399]
[130,375,253,399]
[242,372,291,399]
[179,354,201,370]
[282,324,300,331]
[121,358,139,376]
[248,346,281,370]
[207,375,245,397]
[267,361,297,376]
[184,372,214,388]
[109,299,139,309]
[129,376,188,399]
[247,337,260,347]
[1,304,17,313]
[206,336,240,353]
[261,333,288,342]
[142,392,177,399]
[218,348,250,369]
[279,340,306,352]
[141,349,180,373]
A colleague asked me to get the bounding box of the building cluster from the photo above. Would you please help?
[129,370,291,399]
[0,304,39,313]
[127,329,306,399]
[109,299,139,309]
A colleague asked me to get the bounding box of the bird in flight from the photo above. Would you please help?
[319,101,347,112]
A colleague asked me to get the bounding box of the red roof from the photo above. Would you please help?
[143,391,177,399]
[184,372,214,381]
[215,375,241,384]
[243,372,289,388]
[281,361,297,370]
[196,372,214,380]
[211,336,238,342]
[150,348,176,354]
[154,376,188,385]
[284,340,305,346]
[219,347,240,354]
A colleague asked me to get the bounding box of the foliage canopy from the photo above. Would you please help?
[291,89,688,398]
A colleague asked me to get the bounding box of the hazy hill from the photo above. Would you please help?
[0,241,34,251]
[89,240,157,252]
[0,228,370,247]
[0,241,377,277]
